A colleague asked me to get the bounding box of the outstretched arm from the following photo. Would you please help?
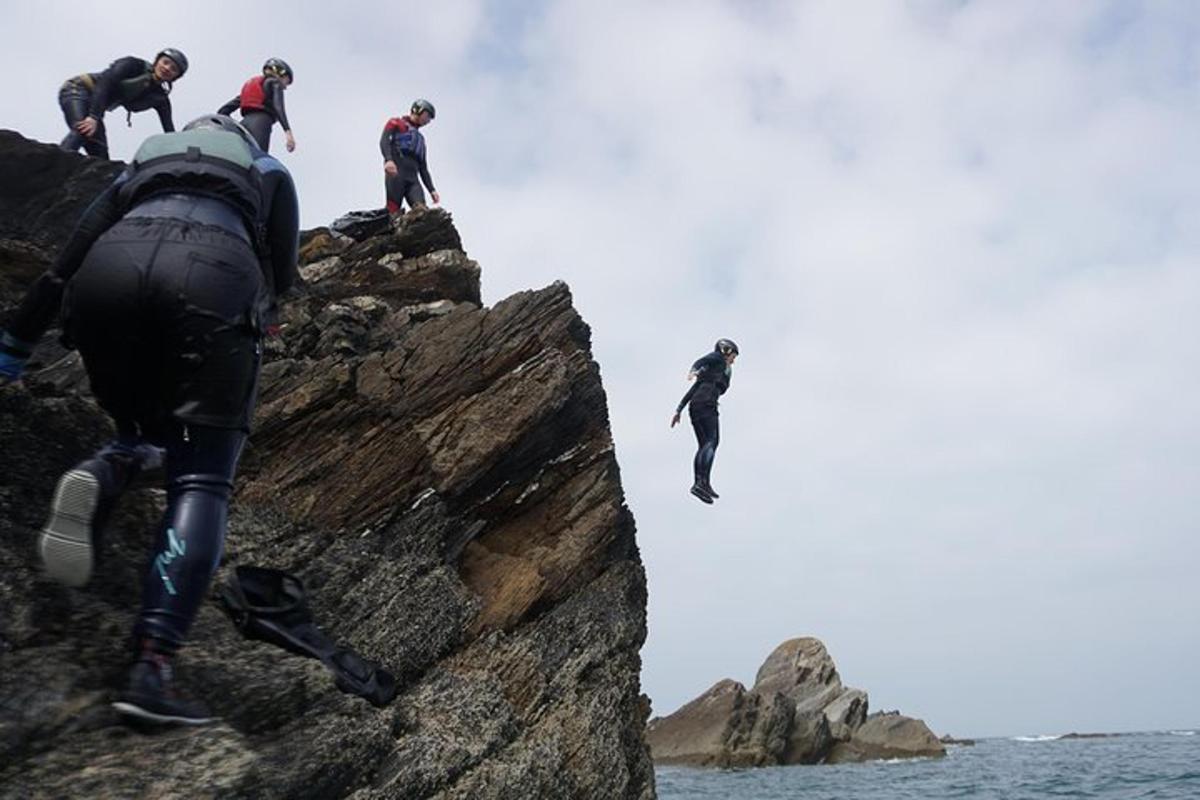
[217,96,240,116]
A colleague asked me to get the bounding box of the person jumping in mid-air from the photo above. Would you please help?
[217,58,296,153]
[380,98,440,219]
[671,339,739,504]
[58,48,188,159]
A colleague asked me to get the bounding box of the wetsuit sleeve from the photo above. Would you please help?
[266,78,291,132]
[261,162,300,296]
[380,123,395,161]
[87,57,146,118]
[4,174,129,344]
[418,154,436,194]
[676,382,699,414]
[217,96,240,116]
[155,97,175,133]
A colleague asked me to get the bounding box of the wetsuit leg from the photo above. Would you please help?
[135,422,246,651]
[58,84,108,158]
[690,408,720,486]
[403,176,427,210]
[240,110,274,152]
[63,216,263,652]
[385,174,403,215]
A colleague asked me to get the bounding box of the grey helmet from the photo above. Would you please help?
[714,338,739,356]
[411,98,436,119]
[155,47,188,78]
[182,114,257,146]
[263,57,293,82]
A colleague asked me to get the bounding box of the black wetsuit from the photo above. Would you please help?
[6,131,299,652]
[676,351,731,489]
[217,76,291,153]
[380,116,435,213]
[59,57,174,159]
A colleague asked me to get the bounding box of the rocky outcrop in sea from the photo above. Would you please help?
[0,131,655,800]
[645,637,944,767]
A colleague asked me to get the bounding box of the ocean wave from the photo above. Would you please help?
[1168,730,1195,736]
[1012,735,1062,742]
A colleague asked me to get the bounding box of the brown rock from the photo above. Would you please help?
[0,132,653,799]
[826,713,947,763]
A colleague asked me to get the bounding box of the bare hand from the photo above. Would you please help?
[431,191,441,205]
[384,160,398,176]
[285,131,296,152]
[74,117,99,137]
[670,412,680,428]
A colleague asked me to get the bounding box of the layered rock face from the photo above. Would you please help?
[645,637,943,767]
[0,132,655,799]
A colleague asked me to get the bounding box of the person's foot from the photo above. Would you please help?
[111,653,215,726]
[690,483,714,504]
[700,481,720,499]
[39,468,101,587]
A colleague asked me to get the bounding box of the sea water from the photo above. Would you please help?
[655,730,1199,799]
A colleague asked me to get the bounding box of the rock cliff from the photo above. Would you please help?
[0,131,655,800]
[645,637,943,767]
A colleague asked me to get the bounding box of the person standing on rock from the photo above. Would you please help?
[58,48,188,159]
[670,339,739,504]
[0,114,299,725]
[380,98,440,219]
[217,58,297,153]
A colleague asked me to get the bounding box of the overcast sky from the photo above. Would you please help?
[3,0,1198,739]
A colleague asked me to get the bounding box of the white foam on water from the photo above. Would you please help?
[1168,730,1196,736]
[1012,735,1062,742]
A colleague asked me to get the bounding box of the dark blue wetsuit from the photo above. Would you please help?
[676,351,732,492]
[380,116,436,213]
[217,76,292,153]
[6,129,299,653]
[59,57,175,159]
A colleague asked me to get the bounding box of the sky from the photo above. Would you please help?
[2,0,1199,740]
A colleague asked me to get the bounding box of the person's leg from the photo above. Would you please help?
[240,110,273,152]
[385,173,403,216]
[111,222,262,724]
[58,85,91,154]
[689,410,720,502]
[40,224,160,585]
[404,178,427,211]
[40,431,163,586]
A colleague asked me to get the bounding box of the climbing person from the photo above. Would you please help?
[380,98,440,218]
[670,339,739,504]
[58,48,188,159]
[217,58,296,153]
[0,114,299,725]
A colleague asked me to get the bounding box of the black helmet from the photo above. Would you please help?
[411,98,436,119]
[182,114,256,146]
[155,48,188,78]
[715,338,739,356]
[263,57,293,82]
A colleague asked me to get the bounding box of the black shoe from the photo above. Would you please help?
[39,468,102,587]
[690,483,714,504]
[112,655,215,726]
[700,481,719,499]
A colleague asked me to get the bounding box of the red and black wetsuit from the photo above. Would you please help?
[217,75,292,152]
[59,56,175,159]
[380,115,436,213]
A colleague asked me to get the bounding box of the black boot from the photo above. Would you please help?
[112,645,215,726]
[689,482,714,504]
[700,481,719,499]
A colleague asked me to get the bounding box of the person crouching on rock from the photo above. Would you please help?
[217,57,296,153]
[58,48,188,159]
[380,98,440,220]
[0,114,299,725]
[670,339,739,504]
